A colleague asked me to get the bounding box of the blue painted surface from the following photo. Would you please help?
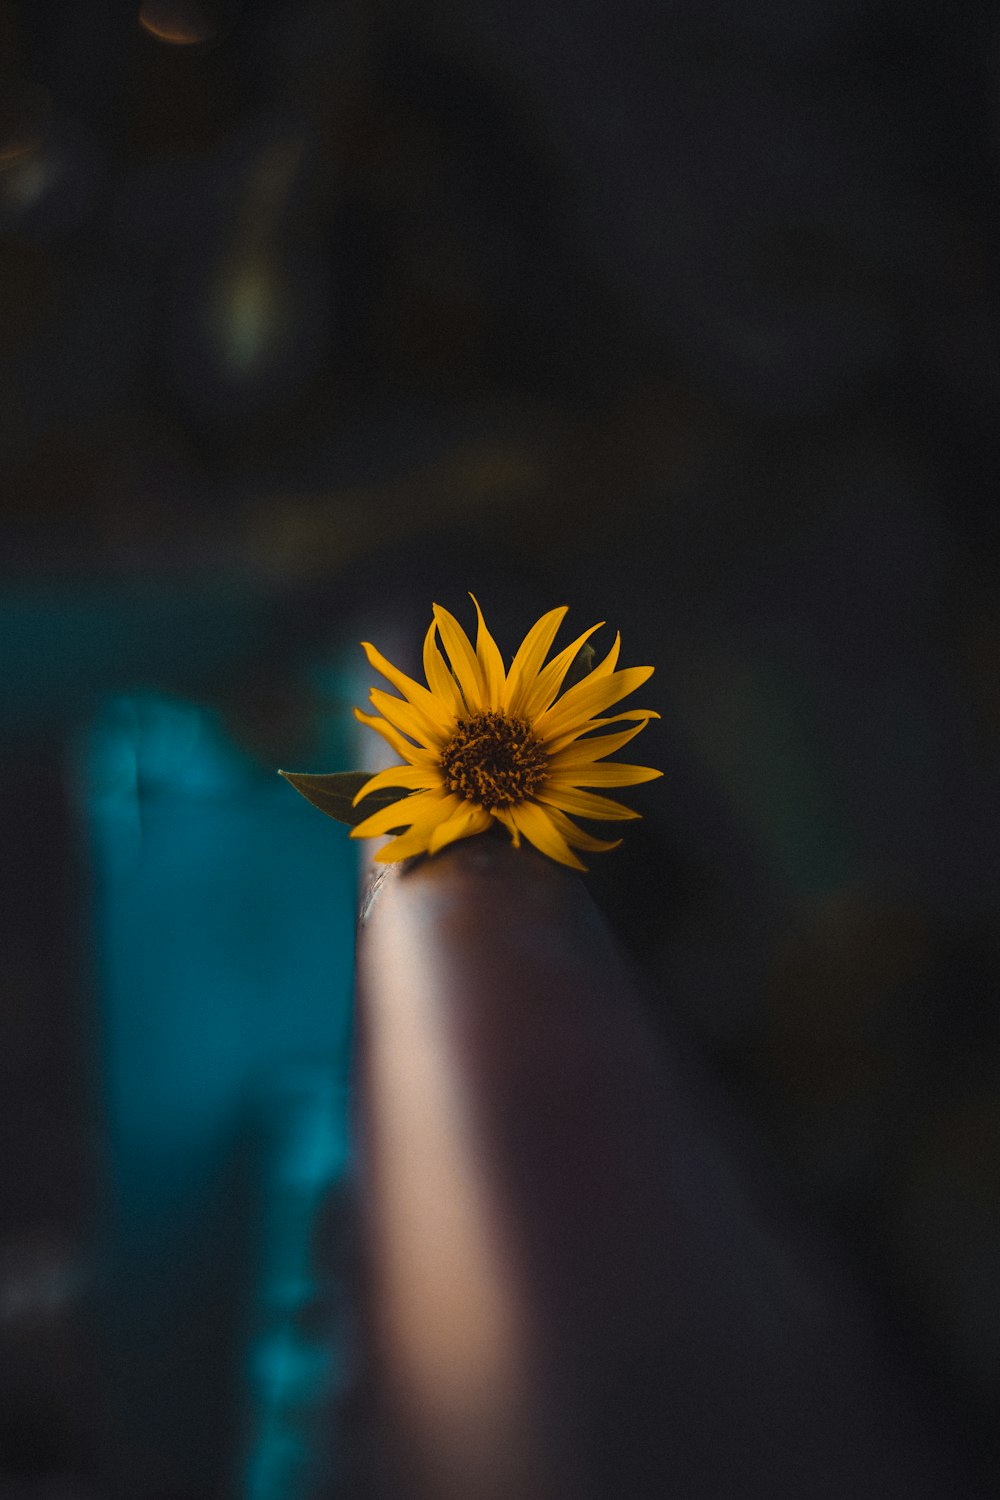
[78,691,358,1498]
[236,1067,357,1500]
[2,583,271,738]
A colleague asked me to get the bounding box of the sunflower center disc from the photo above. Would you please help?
[440,711,548,810]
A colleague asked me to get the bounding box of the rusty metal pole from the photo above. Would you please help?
[354,836,968,1500]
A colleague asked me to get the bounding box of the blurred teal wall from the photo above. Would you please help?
[78,690,357,1499]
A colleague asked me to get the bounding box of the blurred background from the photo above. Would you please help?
[2,0,1000,1495]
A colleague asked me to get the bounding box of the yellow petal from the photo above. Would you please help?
[533,629,621,718]
[536,664,655,742]
[541,805,623,853]
[509,799,587,871]
[353,707,438,766]
[369,687,448,750]
[492,807,521,848]
[371,840,425,864]
[547,719,655,770]
[589,709,661,727]
[516,621,605,721]
[433,604,485,711]
[427,800,493,855]
[362,641,454,732]
[470,594,507,708]
[503,606,569,714]
[373,828,435,863]
[351,765,441,803]
[535,784,641,821]
[372,794,465,861]
[543,708,660,755]
[547,762,663,788]
[350,788,449,839]
[423,619,464,716]
[589,631,621,678]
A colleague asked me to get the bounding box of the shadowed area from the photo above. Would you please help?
[355,839,974,1499]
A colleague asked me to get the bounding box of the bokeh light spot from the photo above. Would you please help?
[138,1,224,46]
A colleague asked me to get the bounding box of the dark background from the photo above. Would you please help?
[2,1,1000,1496]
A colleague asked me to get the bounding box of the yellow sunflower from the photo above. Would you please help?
[350,598,661,871]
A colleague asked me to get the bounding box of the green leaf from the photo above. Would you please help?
[563,640,596,691]
[278,769,411,828]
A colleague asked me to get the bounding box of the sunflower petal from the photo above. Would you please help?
[543,708,660,755]
[373,827,436,863]
[423,619,465,716]
[541,805,623,853]
[548,762,663,788]
[362,641,454,731]
[350,788,450,840]
[470,594,507,708]
[516,621,605,720]
[532,632,626,740]
[536,664,655,742]
[372,793,465,862]
[589,631,621,678]
[589,709,661,728]
[427,800,493,855]
[547,719,655,769]
[493,808,521,848]
[369,687,447,749]
[351,765,441,803]
[535,784,641,821]
[433,604,485,711]
[508,799,587,871]
[353,707,437,766]
[503,606,569,714]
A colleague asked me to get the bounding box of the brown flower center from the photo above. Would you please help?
[440,711,548,810]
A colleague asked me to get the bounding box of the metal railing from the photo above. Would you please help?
[353,836,966,1500]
